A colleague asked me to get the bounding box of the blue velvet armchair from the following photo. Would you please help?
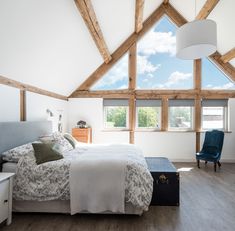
[196,130,224,172]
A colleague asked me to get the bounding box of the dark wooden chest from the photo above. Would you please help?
[145,157,180,206]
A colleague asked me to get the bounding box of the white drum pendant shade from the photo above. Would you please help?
[176,19,217,60]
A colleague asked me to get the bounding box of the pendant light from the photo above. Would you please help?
[176,0,217,60]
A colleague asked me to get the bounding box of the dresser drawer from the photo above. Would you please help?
[72,129,89,135]
[0,180,9,223]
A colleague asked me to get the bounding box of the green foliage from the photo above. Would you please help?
[138,107,160,128]
[169,107,191,128]
[106,107,127,128]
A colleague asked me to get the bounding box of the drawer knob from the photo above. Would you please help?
[4,199,8,203]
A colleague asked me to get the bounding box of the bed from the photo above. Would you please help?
[0,121,153,215]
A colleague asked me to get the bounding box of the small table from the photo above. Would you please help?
[0,173,15,226]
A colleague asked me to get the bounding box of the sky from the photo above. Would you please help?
[92,16,235,90]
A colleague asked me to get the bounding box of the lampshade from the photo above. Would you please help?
[176,19,217,60]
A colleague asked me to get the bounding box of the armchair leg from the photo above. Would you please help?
[214,162,217,172]
[218,161,221,168]
[205,161,207,165]
[197,160,200,168]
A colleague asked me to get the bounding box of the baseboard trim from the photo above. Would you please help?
[169,159,235,163]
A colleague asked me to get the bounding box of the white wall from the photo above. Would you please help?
[68,98,235,162]
[26,92,68,133]
[68,98,129,143]
[0,85,20,121]
[0,86,68,133]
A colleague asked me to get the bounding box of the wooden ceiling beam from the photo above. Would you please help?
[210,51,235,82]
[69,90,133,98]
[220,48,235,63]
[196,0,219,20]
[0,75,68,101]
[135,0,145,33]
[74,0,111,63]
[163,0,169,4]
[70,89,235,99]
[69,4,165,96]
[163,3,187,26]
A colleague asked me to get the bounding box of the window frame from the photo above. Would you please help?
[103,99,129,130]
[201,99,229,131]
[168,100,195,131]
[135,99,161,130]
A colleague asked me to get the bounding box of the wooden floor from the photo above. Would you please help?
[1,162,235,231]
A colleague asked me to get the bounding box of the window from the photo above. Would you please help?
[168,100,194,130]
[202,99,228,131]
[137,16,193,89]
[92,54,128,90]
[136,100,161,129]
[103,99,129,129]
[202,58,235,90]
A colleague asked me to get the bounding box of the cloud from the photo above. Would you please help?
[211,82,235,90]
[118,84,128,89]
[138,30,176,57]
[154,71,192,89]
[93,54,128,88]
[137,55,161,75]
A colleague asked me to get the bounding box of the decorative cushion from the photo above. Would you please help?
[63,133,78,148]
[32,143,63,165]
[39,132,73,152]
[2,142,39,162]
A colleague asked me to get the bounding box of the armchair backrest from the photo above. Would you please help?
[201,130,224,155]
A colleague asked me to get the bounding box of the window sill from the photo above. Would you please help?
[102,129,130,132]
[135,129,161,132]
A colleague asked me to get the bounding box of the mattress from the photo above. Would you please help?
[2,162,17,173]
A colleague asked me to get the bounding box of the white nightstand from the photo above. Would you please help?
[0,173,15,226]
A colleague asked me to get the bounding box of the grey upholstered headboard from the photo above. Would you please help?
[0,121,52,155]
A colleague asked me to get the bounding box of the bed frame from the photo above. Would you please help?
[0,121,143,215]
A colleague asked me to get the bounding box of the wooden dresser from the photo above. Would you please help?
[72,128,92,143]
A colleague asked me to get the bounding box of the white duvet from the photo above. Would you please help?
[13,143,153,212]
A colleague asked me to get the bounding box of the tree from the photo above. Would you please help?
[138,107,160,128]
[106,107,127,127]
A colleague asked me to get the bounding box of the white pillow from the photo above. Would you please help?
[2,142,37,162]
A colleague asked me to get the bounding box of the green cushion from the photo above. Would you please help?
[32,143,63,165]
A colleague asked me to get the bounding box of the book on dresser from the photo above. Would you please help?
[72,127,92,143]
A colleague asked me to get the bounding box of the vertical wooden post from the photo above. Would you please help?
[194,59,202,152]
[128,43,137,144]
[129,43,136,90]
[20,90,26,121]
[129,96,136,144]
[161,97,168,131]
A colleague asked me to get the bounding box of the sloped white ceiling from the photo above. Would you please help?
[0,0,234,96]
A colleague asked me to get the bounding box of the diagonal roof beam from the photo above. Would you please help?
[69,4,165,95]
[220,48,235,63]
[163,0,169,4]
[74,0,111,63]
[0,75,68,101]
[196,0,220,20]
[135,0,145,33]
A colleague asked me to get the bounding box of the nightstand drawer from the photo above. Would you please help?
[0,180,9,224]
